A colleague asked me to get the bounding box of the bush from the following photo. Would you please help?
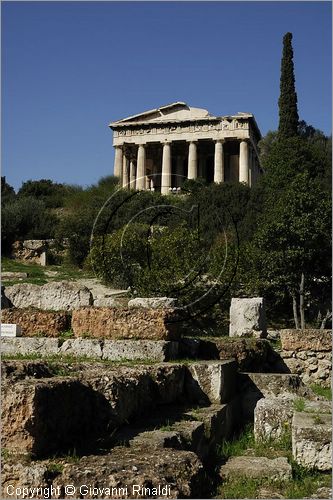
[2,197,58,254]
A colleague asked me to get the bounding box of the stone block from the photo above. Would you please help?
[93,296,119,307]
[239,372,311,399]
[1,337,59,357]
[52,448,205,498]
[280,329,332,352]
[292,411,332,471]
[254,397,294,441]
[1,308,70,336]
[59,338,103,359]
[199,337,271,371]
[229,297,267,338]
[186,404,230,444]
[1,377,113,457]
[102,340,179,362]
[185,360,237,404]
[72,307,180,340]
[128,297,177,309]
[220,456,292,481]
[4,281,92,311]
[130,430,182,450]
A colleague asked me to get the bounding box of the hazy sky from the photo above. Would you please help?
[2,1,331,191]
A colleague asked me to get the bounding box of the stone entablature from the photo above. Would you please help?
[109,102,262,194]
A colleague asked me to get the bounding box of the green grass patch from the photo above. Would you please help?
[1,352,159,367]
[218,472,332,499]
[218,425,292,461]
[1,257,93,286]
[293,398,306,412]
[310,384,332,401]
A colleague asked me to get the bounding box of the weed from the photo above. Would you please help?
[312,415,325,425]
[47,462,64,474]
[159,420,174,432]
[293,398,306,412]
[310,384,332,401]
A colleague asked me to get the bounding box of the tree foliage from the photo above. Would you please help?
[278,32,299,139]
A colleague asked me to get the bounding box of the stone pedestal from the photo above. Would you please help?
[229,297,267,338]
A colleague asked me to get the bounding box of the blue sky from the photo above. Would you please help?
[2,1,332,191]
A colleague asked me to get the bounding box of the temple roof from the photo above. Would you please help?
[109,102,261,139]
[110,102,212,126]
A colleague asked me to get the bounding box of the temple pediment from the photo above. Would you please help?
[110,102,212,126]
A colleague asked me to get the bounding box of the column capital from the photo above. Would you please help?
[239,138,250,143]
[215,138,225,144]
[187,140,198,144]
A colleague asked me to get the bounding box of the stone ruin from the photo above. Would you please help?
[0,288,332,499]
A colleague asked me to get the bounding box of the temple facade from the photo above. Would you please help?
[109,102,262,194]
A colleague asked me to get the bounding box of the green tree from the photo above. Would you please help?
[243,149,331,329]
[1,177,16,206]
[18,179,81,208]
[2,197,58,254]
[278,32,299,139]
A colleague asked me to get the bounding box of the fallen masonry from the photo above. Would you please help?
[1,308,331,499]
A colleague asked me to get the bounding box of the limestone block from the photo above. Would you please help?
[4,281,92,311]
[239,372,311,399]
[59,338,103,359]
[185,360,237,404]
[1,377,115,457]
[254,397,294,441]
[52,448,205,499]
[220,456,292,481]
[102,339,179,362]
[292,411,332,471]
[93,296,119,307]
[72,307,180,340]
[1,308,70,336]
[128,297,177,309]
[185,404,230,444]
[280,329,332,351]
[1,337,59,357]
[229,297,267,338]
[130,430,182,450]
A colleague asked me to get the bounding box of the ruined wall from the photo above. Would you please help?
[1,309,70,336]
[279,329,332,387]
[72,307,181,340]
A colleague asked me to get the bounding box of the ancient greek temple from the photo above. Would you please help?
[109,102,262,194]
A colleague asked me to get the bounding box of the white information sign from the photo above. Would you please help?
[0,324,22,337]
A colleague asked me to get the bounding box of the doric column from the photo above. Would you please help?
[188,141,198,180]
[239,140,249,184]
[129,160,136,189]
[114,145,123,179]
[161,142,172,195]
[122,156,129,189]
[136,144,146,190]
[214,140,224,183]
[175,156,183,187]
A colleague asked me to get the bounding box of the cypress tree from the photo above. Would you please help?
[278,32,299,139]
